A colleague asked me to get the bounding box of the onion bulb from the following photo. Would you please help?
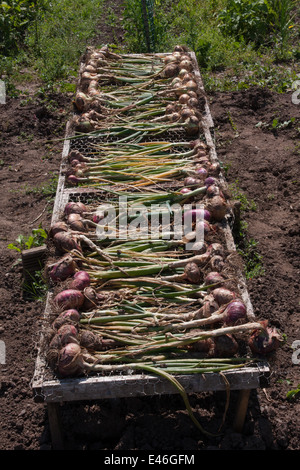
[54,289,85,311]
[248,320,282,355]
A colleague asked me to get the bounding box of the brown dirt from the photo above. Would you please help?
[0,10,300,452]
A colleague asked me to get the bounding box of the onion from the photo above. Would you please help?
[189,337,213,353]
[184,262,201,284]
[53,231,82,253]
[204,177,217,187]
[212,334,239,357]
[165,104,176,115]
[57,343,84,377]
[178,93,190,104]
[206,195,227,221]
[185,115,200,135]
[223,300,247,325]
[180,106,194,121]
[211,288,236,305]
[64,202,88,216]
[248,320,282,355]
[82,287,100,311]
[180,187,192,194]
[204,271,225,286]
[48,254,78,282]
[80,330,104,350]
[185,80,198,93]
[69,270,91,291]
[195,167,208,179]
[207,243,225,258]
[49,221,68,238]
[206,185,221,198]
[54,289,85,310]
[188,97,199,108]
[184,176,201,187]
[51,309,81,330]
[163,63,179,78]
[183,208,211,222]
[209,255,225,271]
[57,324,79,345]
[197,297,219,318]
[67,213,87,232]
[68,149,86,163]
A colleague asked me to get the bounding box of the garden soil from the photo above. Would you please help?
[0,23,299,455]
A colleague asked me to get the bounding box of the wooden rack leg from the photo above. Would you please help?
[47,402,64,450]
[233,389,251,433]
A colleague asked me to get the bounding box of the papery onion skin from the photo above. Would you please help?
[204,271,225,287]
[248,320,282,355]
[69,271,91,291]
[211,334,239,357]
[48,254,78,282]
[184,262,201,284]
[57,343,84,377]
[211,287,236,305]
[53,231,82,253]
[224,300,247,325]
[51,309,81,330]
[54,289,85,311]
[64,202,88,216]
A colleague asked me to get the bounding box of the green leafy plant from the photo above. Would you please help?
[22,269,47,301]
[7,226,47,253]
[286,383,300,400]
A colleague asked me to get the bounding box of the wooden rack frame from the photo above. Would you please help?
[31,52,270,449]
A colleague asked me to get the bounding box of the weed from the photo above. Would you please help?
[22,269,47,301]
[24,173,58,200]
[229,180,264,279]
[286,384,300,401]
[7,225,47,254]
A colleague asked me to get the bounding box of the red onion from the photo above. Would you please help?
[64,201,88,216]
[48,254,78,282]
[183,208,211,222]
[67,175,80,186]
[57,324,79,345]
[69,271,91,291]
[57,343,84,377]
[195,167,208,179]
[180,187,192,194]
[223,300,247,325]
[204,177,217,187]
[53,231,82,253]
[54,289,85,310]
[248,320,282,355]
[211,288,236,305]
[67,213,87,232]
[184,176,201,187]
[51,309,81,329]
[80,330,104,350]
[49,221,69,238]
[204,271,225,286]
[206,185,221,198]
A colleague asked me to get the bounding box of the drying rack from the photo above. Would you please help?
[31,51,270,450]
